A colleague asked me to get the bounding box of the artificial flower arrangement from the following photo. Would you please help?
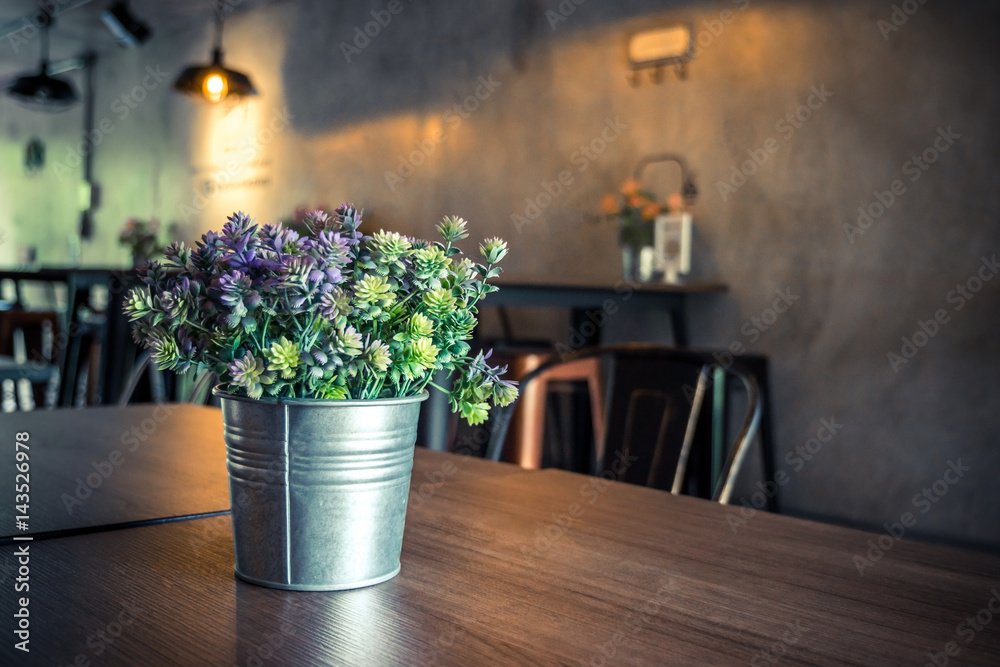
[124,205,517,425]
[119,218,164,264]
[600,179,684,249]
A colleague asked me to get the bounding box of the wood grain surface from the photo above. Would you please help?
[2,453,998,666]
[0,405,230,540]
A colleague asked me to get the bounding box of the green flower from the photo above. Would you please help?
[317,383,349,400]
[460,401,490,425]
[150,331,179,369]
[494,380,518,407]
[446,309,476,339]
[436,216,469,245]
[370,230,411,261]
[479,237,508,264]
[447,350,518,425]
[422,287,457,319]
[330,325,363,359]
[413,246,450,285]
[408,337,439,369]
[364,339,392,373]
[124,288,157,322]
[264,337,301,379]
[394,312,435,342]
[394,337,439,382]
[354,274,396,319]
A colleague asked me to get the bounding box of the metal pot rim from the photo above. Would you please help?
[212,385,430,407]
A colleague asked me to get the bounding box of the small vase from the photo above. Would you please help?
[216,389,429,591]
[621,245,656,283]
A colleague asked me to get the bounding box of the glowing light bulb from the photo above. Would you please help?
[203,73,227,102]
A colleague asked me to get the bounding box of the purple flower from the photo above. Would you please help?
[217,271,259,326]
[261,222,308,255]
[303,209,335,234]
[318,287,350,323]
[314,230,351,265]
[173,329,199,374]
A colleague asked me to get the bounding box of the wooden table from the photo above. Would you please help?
[0,405,229,541]
[1,406,998,665]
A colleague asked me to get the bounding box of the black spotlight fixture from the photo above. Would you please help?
[6,15,78,112]
[173,12,257,103]
[101,1,152,48]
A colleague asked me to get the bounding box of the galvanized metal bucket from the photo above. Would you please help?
[215,388,428,591]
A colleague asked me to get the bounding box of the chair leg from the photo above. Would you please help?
[505,353,550,468]
[585,361,605,470]
[755,365,778,513]
[516,374,549,468]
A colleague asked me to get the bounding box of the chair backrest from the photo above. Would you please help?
[486,344,762,504]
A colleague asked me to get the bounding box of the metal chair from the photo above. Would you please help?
[486,344,763,504]
[118,351,216,406]
[0,311,61,411]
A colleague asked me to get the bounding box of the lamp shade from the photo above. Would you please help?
[7,69,78,112]
[173,48,257,102]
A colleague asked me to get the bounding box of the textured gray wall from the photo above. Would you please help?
[276,0,1000,549]
[1,0,996,549]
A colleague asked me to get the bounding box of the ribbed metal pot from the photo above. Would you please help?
[215,388,428,591]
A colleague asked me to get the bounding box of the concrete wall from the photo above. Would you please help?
[0,0,997,549]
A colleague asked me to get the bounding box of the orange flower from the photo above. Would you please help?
[641,203,661,221]
[600,194,619,216]
[621,179,641,196]
[667,193,684,212]
[627,194,644,209]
